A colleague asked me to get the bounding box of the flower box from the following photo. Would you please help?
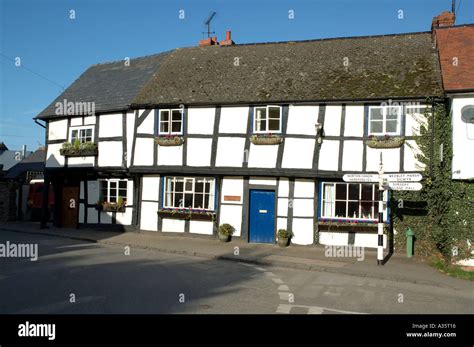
[59,146,98,157]
[155,136,185,146]
[158,209,216,221]
[365,136,405,149]
[250,134,283,145]
[96,203,126,213]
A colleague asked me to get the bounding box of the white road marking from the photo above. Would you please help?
[263,271,275,277]
[272,278,284,284]
[278,292,291,301]
[254,266,266,271]
[276,303,366,315]
[278,284,289,291]
[276,304,292,314]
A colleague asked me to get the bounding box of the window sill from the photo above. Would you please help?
[96,204,126,213]
[250,134,283,145]
[158,209,216,221]
[365,136,405,149]
[318,220,387,232]
[155,136,185,146]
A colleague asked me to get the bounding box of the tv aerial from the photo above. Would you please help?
[203,11,217,38]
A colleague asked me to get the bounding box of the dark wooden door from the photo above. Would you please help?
[61,187,79,228]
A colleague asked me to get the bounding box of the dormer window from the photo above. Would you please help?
[70,126,94,144]
[368,105,402,136]
[159,109,183,135]
[253,106,282,133]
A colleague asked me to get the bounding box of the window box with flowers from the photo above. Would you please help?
[60,139,98,157]
[154,134,185,146]
[158,208,216,222]
[249,133,283,145]
[365,135,405,149]
[96,196,126,213]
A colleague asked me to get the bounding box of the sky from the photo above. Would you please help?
[0,0,472,151]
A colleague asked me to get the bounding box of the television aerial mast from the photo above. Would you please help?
[203,11,217,38]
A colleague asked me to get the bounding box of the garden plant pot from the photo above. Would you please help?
[218,233,230,242]
[277,237,289,247]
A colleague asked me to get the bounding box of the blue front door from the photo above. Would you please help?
[249,190,275,243]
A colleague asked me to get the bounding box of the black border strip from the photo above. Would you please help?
[338,104,346,171]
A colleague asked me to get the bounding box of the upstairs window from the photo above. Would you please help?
[70,126,94,144]
[368,105,402,136]
[321,182,381,221]
[159,109,183,135]
[100,179,128,203]
[164,176,215,210]
[253,106,282,133]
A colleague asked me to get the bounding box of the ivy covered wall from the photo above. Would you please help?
[392,99,474,261]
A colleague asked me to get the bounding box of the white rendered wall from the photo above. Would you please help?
[318,140,339,171]
[48,119,68,140]
[215,137,246,167]
[219,205,243,236]
[157,145,182,166]
[70,117,82,126]
[98,141,123,167]
[190,220,214,235]
[137,109,154,134]
[134,138,154,166]
[286,105,319,135]
[46,144,65,167]
[344,105,365,137]
[249,177,276,186]
[291,218,313,245]
[186,138,212,167]
[282,138,315,169]
[342,140,363,171]
[140,176,160,231]
[452,96,474,179]
[219,107,248,133]
[68,156,95,167]
[162,218,185,232]
[220,177,244,236]
[404,140,425,171]
[126,112,135,167]
[366,147,399,172]
[187,108,215,135]
[319,232,387,249]
[99,113,122,138]
[248,143,278,168]
[323,106,342,136]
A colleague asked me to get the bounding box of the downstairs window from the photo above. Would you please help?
[163,177,215,210]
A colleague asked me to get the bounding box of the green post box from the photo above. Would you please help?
[406,228,414,258]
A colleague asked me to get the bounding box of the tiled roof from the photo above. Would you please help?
[36,51,173,119]
[134,32,444,106]
[435,25,474,91]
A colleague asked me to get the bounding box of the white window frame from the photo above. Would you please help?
[69,125,94,144]
[368,105,402,136]
[163,176,215,211]
[253,105,282,134]
[99,179,128,203]
[158,109,184,135]
[321,182,383,221]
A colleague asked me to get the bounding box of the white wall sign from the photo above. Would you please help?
[384,173,422,182]
[388,182,422,191]
[342,174,379,182]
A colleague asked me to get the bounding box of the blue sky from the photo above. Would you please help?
[0,0,472,151]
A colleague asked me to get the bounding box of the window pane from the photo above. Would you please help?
[361,184,373,200]
[119,181,127,189]
[160,122,169,133]
[255,108,266,131]
[194,193,204,208]
[386,120,398,133]
[171,110,182,121]
[171,121,181,133]
[204,194,210,209]
[348,184,359,200]
[323,202,333,217]
[185,178,193,192]
[195,180,204,193]
[323,184,334,202]
[386,107,399,120]
[335,184,347,200]
[335,201,346,218]
[361,201,372,219]
[184,193,193,208]
[370,108,383,120]
[160,110,169,122]
[71,130,78,142]
[348,201,359,219]
[268,107,280,119]
[85,128,92,138]
[370,121,383,133]
[268,118,280,131]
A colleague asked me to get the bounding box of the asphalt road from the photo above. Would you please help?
[0,230,472,314]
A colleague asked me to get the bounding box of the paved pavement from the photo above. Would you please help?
[0,222,470,289]
[0,227,473,314]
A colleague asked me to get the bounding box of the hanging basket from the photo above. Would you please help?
[250,135,283,145]
[155,136,185,146]
[59,147,98,157]
[365,136,405,149]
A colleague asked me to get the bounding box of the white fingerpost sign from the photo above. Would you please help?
[388,182,422,191]
[342,174,379,183]
[384,173,422,182]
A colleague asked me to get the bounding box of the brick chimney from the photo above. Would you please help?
[199,36,219,47]
[432,11,455,30]
[219,31,234,46]
[431,11,456,44]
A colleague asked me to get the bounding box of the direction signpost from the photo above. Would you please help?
[343,161,423,265]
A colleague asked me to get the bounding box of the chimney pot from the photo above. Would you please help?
[219,30,235,46]
[226,30,231,41]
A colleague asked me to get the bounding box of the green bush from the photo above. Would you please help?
[218,223,235,236]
